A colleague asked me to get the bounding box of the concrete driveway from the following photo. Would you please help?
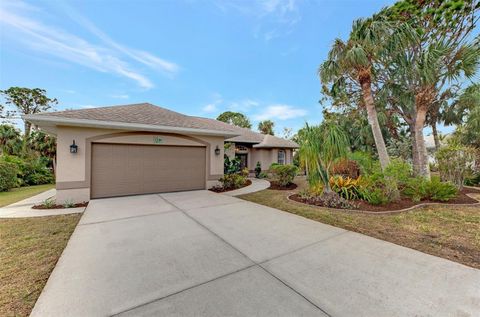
[31,191,480,316]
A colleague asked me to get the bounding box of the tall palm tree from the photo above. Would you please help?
[319,18,393,170]
[27,130,57,175]
[299,123,349,193]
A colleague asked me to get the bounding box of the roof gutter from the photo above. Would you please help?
[24,115,240,138]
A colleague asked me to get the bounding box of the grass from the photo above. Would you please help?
[0,184,55,208]
[0,214,81,316]
[239,177,480,269]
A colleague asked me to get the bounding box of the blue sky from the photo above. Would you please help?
[2,0,405,135]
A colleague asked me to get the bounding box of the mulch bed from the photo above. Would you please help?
[32,202,89,210]
[290,187,480,212]
[268,181,298,190]
[209,179,252,193]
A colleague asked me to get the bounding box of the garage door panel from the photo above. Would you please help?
[91,144,206,198]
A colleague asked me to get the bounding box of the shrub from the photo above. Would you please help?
[402,177,428,202]
[331,159,360,178]
[224,156,241,175]
[384,159,412,187]
[436,143,477,189]
[254,162,262,178]
[403,176,458,202]
[270,164,297,187]
[465,172,480,186]
[348,151,376,175]
[0,161,18,191]
[258,171,268,179]
[219,173,247,190]
[425,177,458,202]
[63,199,76,208]
[2,155,54,186]
[42,198,56,208]
[316,191,357,209]
[329,175,365,200]
[359,187,389,205]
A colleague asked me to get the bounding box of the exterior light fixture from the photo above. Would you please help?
[214,145,221,156]
[70,140,78,154]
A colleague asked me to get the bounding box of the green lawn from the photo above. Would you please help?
[0,214,81,316]
[239,177,480,269]
[0,184,55,208]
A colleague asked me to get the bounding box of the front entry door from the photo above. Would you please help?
[236,153,248,170]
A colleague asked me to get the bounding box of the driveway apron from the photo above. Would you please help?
[31,190,480,317]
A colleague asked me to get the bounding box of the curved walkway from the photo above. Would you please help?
[223,178,270,196]
[0,189,85,218]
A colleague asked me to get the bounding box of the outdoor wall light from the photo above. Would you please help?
[70,140,78,154]
[214,145,221,156]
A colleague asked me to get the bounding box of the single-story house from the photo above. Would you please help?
[25,103,298,203]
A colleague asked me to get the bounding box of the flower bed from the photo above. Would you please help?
[209,179,252,193]
[289,187,480,212]
[33,201,88,209]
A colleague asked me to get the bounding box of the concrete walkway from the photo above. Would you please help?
[223,178,270,196]
[31,191,480,316]
[0,189,85,218]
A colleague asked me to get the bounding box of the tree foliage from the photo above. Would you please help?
[258,120,274,135]
[216,111,252,129]
[0,87,58,136]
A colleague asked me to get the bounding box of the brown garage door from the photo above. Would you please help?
[91,143,206,198]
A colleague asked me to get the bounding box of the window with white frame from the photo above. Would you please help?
[277,150,286,164]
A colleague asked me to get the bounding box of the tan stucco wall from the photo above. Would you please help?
[225,143,293,172]
[55,126,224,203]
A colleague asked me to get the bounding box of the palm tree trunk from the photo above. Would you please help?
[413,106,431,179]
[431,121,441,151]
[360,81,390,170]
[409,122,421,175]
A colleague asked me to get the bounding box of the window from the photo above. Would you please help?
[277,150,286,164]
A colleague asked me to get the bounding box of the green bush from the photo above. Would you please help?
[436,143,477,189]
[425,177,458,202]
[270,164,297,187]
[0,161,19,191]
[384,159,412,187]
[2,155,54,186]
[315,191,357,209]
[465,172,480,186]
[254,162,262,178]
[348,151,376,175]
[403,176,457,202]
[219,173,247,190]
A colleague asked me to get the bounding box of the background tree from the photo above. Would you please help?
[282,127,293,139]
[27,130,57,175]
[216,111,252,129]
[380,0,480,178]
[0,124,23,156]
[258,120,275,135]
[0,87,58,137]
[450,84,480,148]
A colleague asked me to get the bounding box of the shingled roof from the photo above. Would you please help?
[27,103,298,148]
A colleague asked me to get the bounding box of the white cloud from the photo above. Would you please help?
[111,94,130,99]
[254,104,307,120]
[79,105,96,109]
[0,1,179,88]
[201,93,223,113]
[228,99,259,110]
[214,0,300,41]
[202,103,218,113]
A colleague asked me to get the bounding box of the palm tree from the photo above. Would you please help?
[299,123,349,193]
[258,120,274,135]
[28,130,57,175]
[0,124,23,155]
[319,18,393,170]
